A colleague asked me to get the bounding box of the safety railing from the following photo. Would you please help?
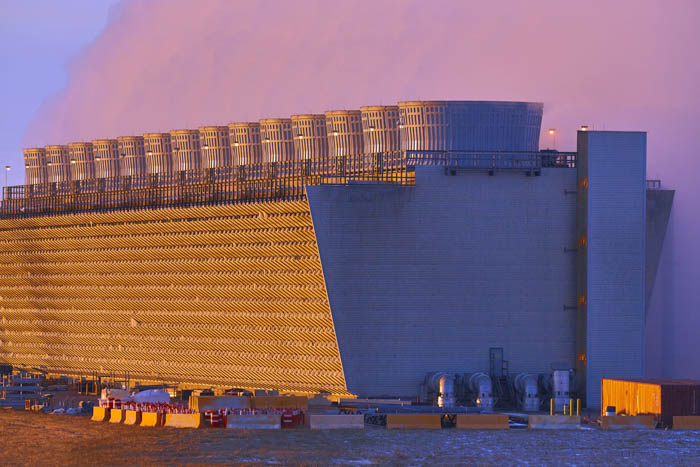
[0,152,413,219]
[1,150,575,219]
[405,150,577,170]
[646,179,662,190]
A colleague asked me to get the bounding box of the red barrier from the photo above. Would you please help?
[282,410,294,428]
[206,410,223,427]
[293,409,304,426]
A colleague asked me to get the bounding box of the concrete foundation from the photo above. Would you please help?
[456,414,509,429]
[386,414,442,429]
[528,415,581,429]
[601,415,655,430]
[309,414,364,429]
[673,416,700,430]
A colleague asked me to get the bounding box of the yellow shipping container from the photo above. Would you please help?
[602,378,700,427]
[602,378,663,426]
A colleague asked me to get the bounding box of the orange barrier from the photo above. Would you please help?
[673,416,700,430]
[164,413,203,429]
[456,414,509,430]
[140,412,163,427]
[205,410,224,427]
[91,407,110,422]
[109,409,126,424]
[601,415,655,430]
[386,414,442,430]
[120,401,195,414]
[124,410,142,425]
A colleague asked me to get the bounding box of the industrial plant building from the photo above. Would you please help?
[0,101,673,409]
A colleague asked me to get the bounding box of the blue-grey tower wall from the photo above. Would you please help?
[308,167,578,397]
[576,131,647,408]
[398,101,543,152]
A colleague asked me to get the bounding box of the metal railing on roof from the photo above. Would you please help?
[1,150,575,219]
[646,179,662,190]
[0,152,411,219]
[405,150,577,170]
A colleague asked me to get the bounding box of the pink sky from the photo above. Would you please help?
[25,0,699,153]
[20,0,700,378]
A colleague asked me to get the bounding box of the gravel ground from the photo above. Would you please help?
[1,409,698,466]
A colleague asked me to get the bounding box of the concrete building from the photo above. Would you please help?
[170,130,201,172]
[361,105,400,153]
[92,139,120,179]
[1,100,672,409]
[260,118,294,163]
[228,122,262,166]
[143,133,173,175]
[291,114,328,169]
[67,142,94,181]
[199,126,231,169]
[22,148,47,186]
[44,145,70,184]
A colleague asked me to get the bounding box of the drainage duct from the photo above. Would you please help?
[467,372,494,412]
[426,372,455,407]
[514,373,540,411]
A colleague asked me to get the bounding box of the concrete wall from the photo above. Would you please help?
[577,131,647,408]
[645,190,674,316]
[308,166,578,398]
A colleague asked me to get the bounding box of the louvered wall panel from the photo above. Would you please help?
[0,200,349,397]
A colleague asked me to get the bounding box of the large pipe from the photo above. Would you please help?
[514,373,540,411]
[426,372,455,408]
[468,372,494,412]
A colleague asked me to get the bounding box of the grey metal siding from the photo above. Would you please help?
[307,166,577,398]
[398,101,543,152]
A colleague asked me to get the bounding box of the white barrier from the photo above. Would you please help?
[226,414,281,429]
[310,414,364,429]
